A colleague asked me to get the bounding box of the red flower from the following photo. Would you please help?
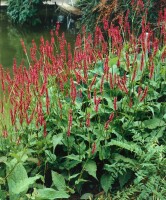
[2,129,8,138]
[113,97,117,111]
[67,109,73,136]
[140,86,148,102]
[91,143,96,154]
[86,113,90,127]
[104,113,114,130]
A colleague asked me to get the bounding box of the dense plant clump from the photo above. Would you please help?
[77,0,166,34]
[7,0,43,25]
[0,7,166,200]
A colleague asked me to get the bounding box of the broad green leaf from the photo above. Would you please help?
[109,56,118,67]
[15,176,40,194]
[100,173,113,193]
[52,133,63,151]
[68,173,80,181]
[7,160,40,196]
[27,157,39,164]
[163,113,166,120]
[93,61,103,75]
[51,171,66,191]
[80,193,94,199]
[84,160,97,180]
[10,151,28,162]
[7,162,28,195]
[65,154,82,161]
[62,160,81,170]
[36,188,69,199]
[75,179,88,185]
[143,118,165,129]
[45,150,56,163]
[147,106,154,116]
[0,156,7,163]
[104,96,113,109]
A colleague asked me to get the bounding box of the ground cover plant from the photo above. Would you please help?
[0,6,166,200]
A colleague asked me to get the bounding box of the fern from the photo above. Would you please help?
[107,139,143,156]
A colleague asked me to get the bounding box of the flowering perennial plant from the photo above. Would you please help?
[0,9,166,199]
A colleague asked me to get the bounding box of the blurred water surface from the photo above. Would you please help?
[0,10,76,69]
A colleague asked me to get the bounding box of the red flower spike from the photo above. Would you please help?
[104,120,110,130]
[104,56,109,81]
[138,86,142,97]
[149,61,154,79]
[132,66,137,82]
[10,109,16,126]
[89,74,97,91]
[2,129,8,138]
[86,113,90,127]
[109,112,115,121]
[140,86,148,102]
[129,97,133,108]
[46,88,50,114]
[87,89,91,99]
[20,39,27,54]
[104,112,114,130]
[140,53,144,71]
[67,109,73,136]
[113,97,117,111]
[109,73,114,89]
[67,128,71,137]
[70,78,77,104]
[43,122,47,137]
[91,143,96,154]
[94,97,101,112]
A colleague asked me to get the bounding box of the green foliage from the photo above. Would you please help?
[76,0,100,32]
[77,0,165,34]
[7,0,43,25]
[35,188,70,199]
[0,14,166,199]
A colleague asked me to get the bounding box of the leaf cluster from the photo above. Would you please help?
[7,0,43,26]
[0,17,166,199]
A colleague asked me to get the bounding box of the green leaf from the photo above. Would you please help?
[45,150,56,163]
[10,151,28,162]
[65,154,82,161]
[100,173,113,193]
[68,173,80,181]
[36,188,70,199]
[118,170,132,188]
[0,189,6,199]
[0,156,7,163]
[143,118,165,129]
[84,160,97,180]
[75,179,88,185]
[93,61,103,75]
[108,56,118,67]
[7,162,28,195]
[163,113,166,120]
[51,171,66,191]
[52,133,63,151]
[62,160,81,170]
[7,159,40,196]
[18,176,41,193]
[80,193,94,199]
